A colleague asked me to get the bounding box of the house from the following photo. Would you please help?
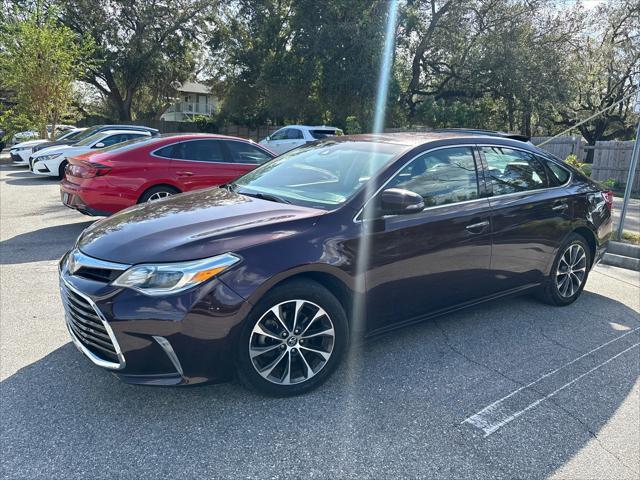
[160,82,218,122]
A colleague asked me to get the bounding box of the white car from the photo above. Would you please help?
[10,124,76,145]
[30,129,151,178]
[10,128,86,166]
[259,125,343,154]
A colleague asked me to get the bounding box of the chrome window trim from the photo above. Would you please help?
[60,275,126,370]
[150,138,271,166]
[353,142,573,223]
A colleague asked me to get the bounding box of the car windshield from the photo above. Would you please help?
[232,140,404,209]
[97,135,156,154]
[75,132,108,147]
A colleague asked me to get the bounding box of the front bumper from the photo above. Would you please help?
[10,151,30,165]
[31,158,56,176]
[59,252,251,386]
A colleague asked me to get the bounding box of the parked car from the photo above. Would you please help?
[259,125,343,154]
[31,124,160,154]
[10,124,76,145]
[60,133,275,216]
[10,128,86,166]
[31,129,152,178]
[59,131,612,395]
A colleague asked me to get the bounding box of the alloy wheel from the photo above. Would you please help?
[555,243,587,298]
[249,300,335,385]
[147,191,173,202]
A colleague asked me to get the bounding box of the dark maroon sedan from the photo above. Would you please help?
[59,131,612,395]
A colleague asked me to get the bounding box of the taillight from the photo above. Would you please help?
[601,190,613,211]
[68,162,111,178]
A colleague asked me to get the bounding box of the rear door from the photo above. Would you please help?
[168,139,236,191]
[478,144,573,289]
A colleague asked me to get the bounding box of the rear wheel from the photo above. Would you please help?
[538,233,591,306]
[236,280,349,396]
[138,185,180,203]
[57,160,68,180]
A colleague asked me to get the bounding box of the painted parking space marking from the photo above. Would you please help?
[462,327,640,437]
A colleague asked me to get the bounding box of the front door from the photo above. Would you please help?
[364,146,494,332]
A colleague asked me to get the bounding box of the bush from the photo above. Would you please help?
[345,116,362,135]
[564,154,591,177]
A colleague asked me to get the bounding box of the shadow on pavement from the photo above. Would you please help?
[0,222,93,264]
[1,292,638,478]
[1,168,61,186]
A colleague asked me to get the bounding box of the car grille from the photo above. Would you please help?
[60,281,122,367]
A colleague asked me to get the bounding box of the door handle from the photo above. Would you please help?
[176,171,194,177]
[552,203,568,212]
[465,220,490,233]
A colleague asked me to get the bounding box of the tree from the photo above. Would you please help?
[59,0,215,120]
[555,0,640,160]
[0,8,91,138]
[207,0,393,129]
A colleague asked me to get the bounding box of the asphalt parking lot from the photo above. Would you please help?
[1,160,639,479]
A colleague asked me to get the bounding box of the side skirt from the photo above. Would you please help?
[365,282,541,338]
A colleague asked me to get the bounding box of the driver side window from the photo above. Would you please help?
[270,129,289,141]
[388,147,479,208]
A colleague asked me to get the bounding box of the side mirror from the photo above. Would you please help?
[93,142,105,148]
[265,136,271,141]
[379,188,424,215]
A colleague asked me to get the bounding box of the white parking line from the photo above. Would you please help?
[462,327,640,437]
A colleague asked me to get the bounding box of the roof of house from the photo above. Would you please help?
[176,81,212,94]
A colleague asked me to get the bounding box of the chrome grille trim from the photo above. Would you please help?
[60,277,126,370]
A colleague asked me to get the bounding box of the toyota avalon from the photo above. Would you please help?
[59,131,612,396]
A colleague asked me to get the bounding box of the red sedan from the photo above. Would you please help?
[60,134,275,216]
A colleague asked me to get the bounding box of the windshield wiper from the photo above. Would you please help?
[238,190,291,204]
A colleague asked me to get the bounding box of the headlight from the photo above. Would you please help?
[35,153,61,163]
[12,146,29,152]
[112,253,240,295]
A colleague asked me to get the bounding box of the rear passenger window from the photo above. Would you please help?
[225,141,272,164]
[176,140,226,163]
[542,158,571,186]
[481,146,548,195]
[154,144,177,158]
[388,147,479,207]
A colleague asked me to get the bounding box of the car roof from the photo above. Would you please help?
[89,124,160,134]
[332,130,531,147]
[280,125,342,130]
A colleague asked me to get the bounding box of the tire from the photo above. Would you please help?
[537,233,592,306]
[57,160,68,180]
[236,279,349,396]
[138,185,180,203]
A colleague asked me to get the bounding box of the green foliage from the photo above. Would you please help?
[0,8,93,138]
[188,114,219,133]
[345,116,362,135]
[59,0,213,120]
[564,154,592,177]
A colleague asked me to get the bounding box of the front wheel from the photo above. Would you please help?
[236,280,349,396]
[538,233,592,306]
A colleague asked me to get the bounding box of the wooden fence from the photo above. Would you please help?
[76,117,281,142]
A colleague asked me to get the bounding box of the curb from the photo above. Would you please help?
[602,252,640,271]
[607,241,640,259]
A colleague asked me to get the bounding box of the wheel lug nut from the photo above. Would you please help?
[292,348,297,355]
[280,344,286,350]
[281,332,288,338]
[294,329,300,334]
[299,339,304,344]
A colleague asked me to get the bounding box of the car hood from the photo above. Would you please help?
[77,188,324,264]
[34,145,85,158]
